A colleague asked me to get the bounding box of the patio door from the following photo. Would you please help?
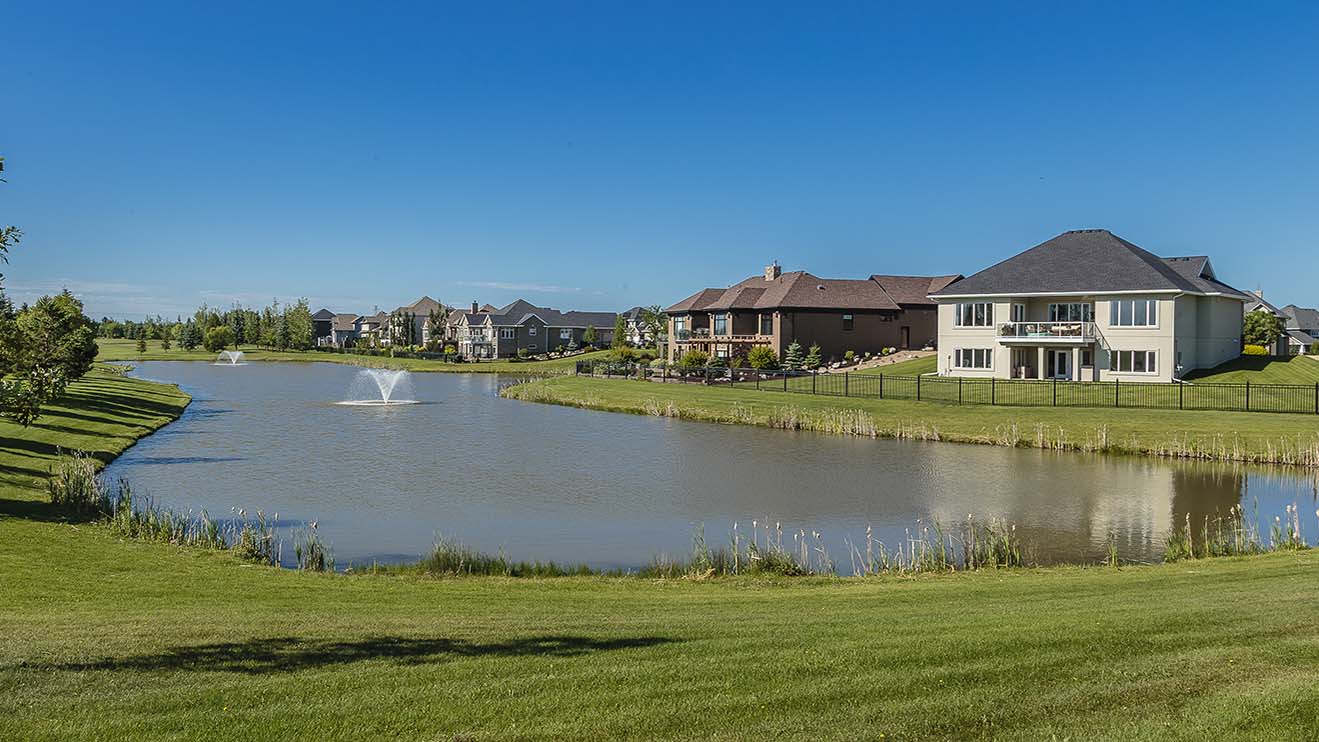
[1048,349,1071,380]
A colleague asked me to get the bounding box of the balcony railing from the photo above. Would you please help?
[674,330,770,343]
[997,322,1096,341]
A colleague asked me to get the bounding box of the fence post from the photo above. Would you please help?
[1179,382,1184,410]
[1114,378,1119,408]
[991,376,996,406]
[958,376,963,404]
[812,369,817,395]
[917,374,922,401]
[1315,382,1318,415]
[1052,377,1057,407]
[844,372,849,397]
[1245,381,1250,412]
[879,373,884,399]
[756,372,760,391]
[784,371,788,392]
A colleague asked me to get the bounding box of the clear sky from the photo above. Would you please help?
[3,1,1318,318]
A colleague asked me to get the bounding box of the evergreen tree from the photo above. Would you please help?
[583,325,597,347]
[804,343,823,370]
[783,340,803,370]
[612,314,628,349]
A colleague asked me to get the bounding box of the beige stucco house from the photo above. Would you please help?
[931,229,1249,382]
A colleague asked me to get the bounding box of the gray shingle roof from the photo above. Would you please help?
[931,229,1248,298]
[1282,305,1319,332]
[666,271,923,313]
[870,274,963,306]
[1287,330,1318,346]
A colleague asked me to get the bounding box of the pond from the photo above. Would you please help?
[107,361,1319,571]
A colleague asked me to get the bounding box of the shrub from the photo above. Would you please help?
[517,348,530,360]
[1310,342,1319,355]
[707,354,727,368]
[444,344,457,354]
[136,338,147,353]
[1243,344,1269,356]
[679,349,709,367]
[782,340,803,370]
[608,346,638,362]
[747,345,778,370]
[843,350,856,364]
[47,451,109,514]
[649,358,668,369]
[160,337,171,350]
[803,343,823,370]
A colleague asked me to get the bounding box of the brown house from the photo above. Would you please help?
[666,264,961,364]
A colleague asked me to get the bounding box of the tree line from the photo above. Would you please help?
[98,299,316,353]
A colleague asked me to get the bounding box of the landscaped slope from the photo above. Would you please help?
[1185,354,1319,384]
[4,368,1319,739]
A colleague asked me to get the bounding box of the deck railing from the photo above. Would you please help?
[996,321,1096,340]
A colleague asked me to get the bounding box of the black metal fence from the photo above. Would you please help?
[574,360,1319,415]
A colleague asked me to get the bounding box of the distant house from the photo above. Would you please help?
[312,308,335,346]
[329,313,364,347]
[449,299,618,359]
[620,306,651,346]
[1243,292,1290,356]
[1280,305,1319,355]
[665,263,960,364]
[383,296,448,347]
[931,229,1250,382]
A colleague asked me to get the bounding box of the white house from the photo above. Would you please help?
[930,229,1249,383]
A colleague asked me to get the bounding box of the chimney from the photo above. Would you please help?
[471,300,479,314]
[1252,289,1264,300]
[765,261,781,281]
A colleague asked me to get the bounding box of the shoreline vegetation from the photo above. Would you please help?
[6,366,1319,737]
[95,337,611,375]
[502,376,1319,468]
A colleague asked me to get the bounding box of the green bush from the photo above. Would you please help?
[747,345,778,369]
[1242,344,1269,356]
[843,350,856,364]
[608,346,638,362]
[678,349,709,367]
[1310,342,1319,356]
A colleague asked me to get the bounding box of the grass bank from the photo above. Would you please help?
[6,367,1319,738]
[95,338,610,375]
[1186,354,1319,384]
[503,376,1319,467]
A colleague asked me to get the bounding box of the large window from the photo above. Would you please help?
[713,313,728,335]
[1112,350,1157,374]
[759,314,773,336]
[499,328,514,339]
[1049,303,1093,322]
[1110,299,1158,327]
[954,348,993,369]
[842,313,854,331]
[954,303,993,327]
[560,329,572,340]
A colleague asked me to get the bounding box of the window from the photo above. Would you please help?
[954,303,993,327]
[954,348,993,369]
[528,326,537,336]
[1048,303,1093,322]
[560,329,572,340]
[760,314,773,336]
[499,328,514,339]
[715,348,728,359]
[1081,349,1094,367]
[842,313,854,331]
[1109,299,1158,327]
[1112,350,1157,373]
[529,344,537,350]
[713,313,728,335]
[673,317,686,334]
[1011,304,1026,322]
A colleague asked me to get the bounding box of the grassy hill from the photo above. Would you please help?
[1184,354,1319,384]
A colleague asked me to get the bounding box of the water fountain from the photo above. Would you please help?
[214,350,247,366]
[338,368,420,406]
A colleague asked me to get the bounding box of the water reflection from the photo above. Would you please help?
[108,362,1319,571]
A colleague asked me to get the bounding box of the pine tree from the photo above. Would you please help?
[611,314,628,349]
[783,340,803,370]
[804,343,822,370]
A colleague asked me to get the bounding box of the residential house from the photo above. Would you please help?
[449,299,618,359]
[329,313,364,347]
[665,263,961,364]
[1242,292,1290,355]
[620,306,652,346]
[312,308,335,346]
[1281,305,1319,355]
[930,229,1249,382]
[383,296,448,347]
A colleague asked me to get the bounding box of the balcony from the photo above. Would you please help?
[997,322,1095,343]
[674,329,769,344]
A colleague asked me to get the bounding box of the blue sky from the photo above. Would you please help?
[3,1,1318,318]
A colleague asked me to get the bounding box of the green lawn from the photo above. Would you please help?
[507,376,1319,466]
[5,368,1319,739]
[95,338,611,374]
[1185,354,1319,384]
[853,353,937,375]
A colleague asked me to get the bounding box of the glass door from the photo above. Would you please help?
[1049,350,1071,380]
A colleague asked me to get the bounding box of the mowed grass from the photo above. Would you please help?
[1185,354,1319,384]
[853,353,937,375]
[507,376,1319,465]
[95,338,611,374]
[5,367,1319,739]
